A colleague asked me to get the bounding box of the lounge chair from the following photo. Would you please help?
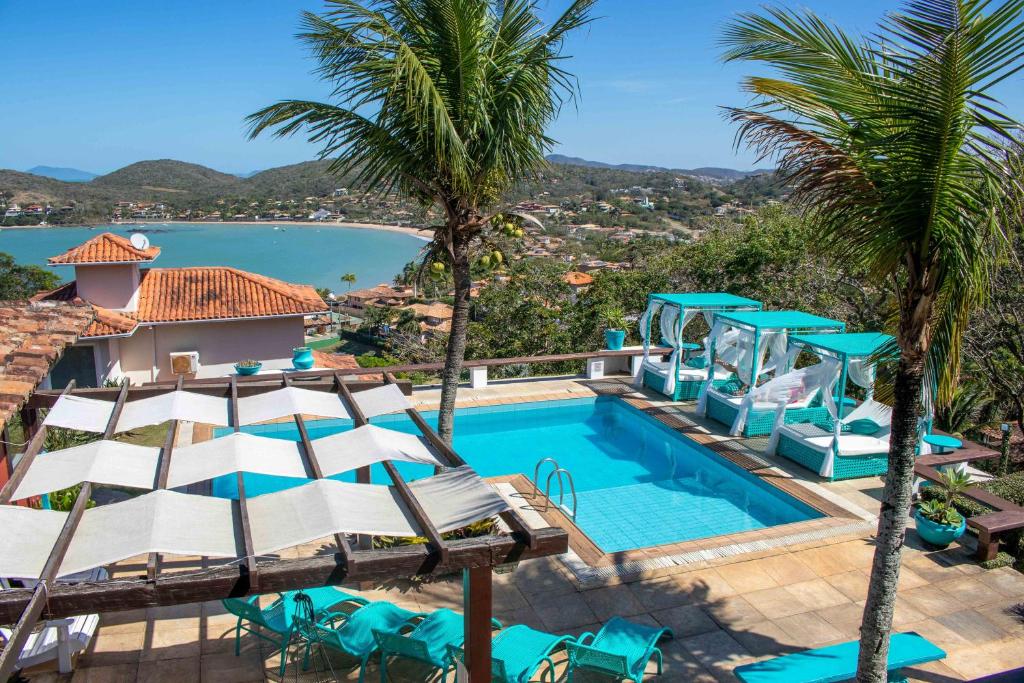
[448,624,575,683]
[373,607,501,682]
[222,586,368,677]
[301,600,424,683]
[566,616,673,681]
[775,399,893,480]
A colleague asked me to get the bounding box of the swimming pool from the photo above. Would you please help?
[213,397,821,552]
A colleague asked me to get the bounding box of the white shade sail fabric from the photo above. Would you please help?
[60,490,239,577]
[117,391,231,432]
[43,395,115,433]
[408,466,510,533]
[0,506,68,579]
[351,384,412,418]
[14,441,160,500]
[248,479,419,554]
[166,432,307,488]
[312,425,442,476]
[236,387,351,425]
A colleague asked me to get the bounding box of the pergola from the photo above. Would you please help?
[0,370,569,681]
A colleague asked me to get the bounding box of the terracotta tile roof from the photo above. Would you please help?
[48,232,161,265]
[311,350,360,370]
[562,271,594,286]
[346,284,414,301]
[405,302,454,319]
[0,301,94,430]
[31,284,138,338]
[135,267,327,322]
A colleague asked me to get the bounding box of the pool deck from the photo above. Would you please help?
[21,376,1024,682]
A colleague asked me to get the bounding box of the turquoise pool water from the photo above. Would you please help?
[213,397,821,552]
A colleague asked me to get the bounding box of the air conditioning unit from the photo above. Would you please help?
[169,351,200,375]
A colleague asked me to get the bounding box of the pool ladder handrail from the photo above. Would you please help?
[532,457,578,520]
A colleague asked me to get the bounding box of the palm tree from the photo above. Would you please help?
[720,1,1024,679]
[248,0,595,442]
[340,272,357,292]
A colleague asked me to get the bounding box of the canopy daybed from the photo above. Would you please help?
[696,311,845,437]
[759,332,898,480]
[637,293,762,400]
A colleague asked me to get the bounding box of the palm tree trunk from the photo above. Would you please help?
[437,227,473,444]
[856,347,926,681]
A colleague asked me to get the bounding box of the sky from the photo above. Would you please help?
[3,0,1023,175]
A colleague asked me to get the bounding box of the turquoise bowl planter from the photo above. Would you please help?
[292,346,314,370]
[234,362,262,376]
[914,509,966,548]
[604,329,626,351]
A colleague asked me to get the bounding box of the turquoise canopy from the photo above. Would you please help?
[648,293,763,310]
[790,332,895,358]
[714,310,846,333]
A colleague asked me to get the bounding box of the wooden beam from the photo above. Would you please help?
[463,565,493,683]
[147,376,183,581]
[282,374,356,567]
[103,381,130,439]
[228,374,259,590]
[0,380,76,505]
[381,373,539,549]
[334,374,371,483]
[0,526,569,623]
[0,480,93,681]
[337,376,450,564]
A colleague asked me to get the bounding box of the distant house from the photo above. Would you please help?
[344,284,415,311]
[561,271,593,302]
[310,208,331,221]
[35,233,328,386]
[404,302,453,338]
[3,204,21,218]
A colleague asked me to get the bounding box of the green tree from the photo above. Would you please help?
[721,1,1024,679]
[248,0,595,442]
[0,252,61,299]
[340,272,357,291]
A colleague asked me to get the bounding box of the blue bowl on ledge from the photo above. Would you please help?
[234,362,262,376]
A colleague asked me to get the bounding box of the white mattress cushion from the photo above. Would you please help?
[646,361,729,381]
[708,387,815,411]
[779,423,890,456]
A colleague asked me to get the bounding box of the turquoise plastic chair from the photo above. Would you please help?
[301,601,424,683]
[222,586,368,677]
[373,608,503,682]
[448,624,576,683]
[566,617,673,681]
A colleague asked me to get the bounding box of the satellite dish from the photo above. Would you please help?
[130,233,150,250]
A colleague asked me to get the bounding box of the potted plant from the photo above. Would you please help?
[601,306,627,351]
[914,469,971,547]
[292,346,314,370]
[234,359,263,376]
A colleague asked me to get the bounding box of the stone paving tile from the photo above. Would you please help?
[772,611,844,647]
[136,656,199,683]
[743,586,814,620]
[705,595,766,630]
[899,584,961,618]
[936,575,1011,608]
[943,635,1024,680]
[975,602,1024,637]
[715,561,781,593]
[815,602,865,637]
[200,651,266,683]
[824,570,871,602]
[671,568,738,604]
[629,575,701,611]
[79,629,145,667]
[650,604,720,638]
[750,553,819,585]
[791,545,860,577]
[900,617,972,651]
[69,663,139,683]
[581,584,647,622]
[784,578,851,609]
[935,609,1012,644]
[658,639,720,682]
[726,619,804,657]
[532,591,599,632]
[977,567,1024,599]
[680,629,756,682]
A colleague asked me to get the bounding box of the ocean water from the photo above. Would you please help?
[213,397,820,552]
[0,223,425,290]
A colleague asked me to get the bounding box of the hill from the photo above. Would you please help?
[544,154,773,181]
[26,166,97,182]
[91,160,243,196]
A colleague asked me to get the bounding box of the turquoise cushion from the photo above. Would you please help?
[719,378,743,395]
[685,357,707,369]
[846,419,881,435]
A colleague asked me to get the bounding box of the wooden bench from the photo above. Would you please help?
[915,462,1024,561]
[733,632,945,683]
[968,510,1024,562]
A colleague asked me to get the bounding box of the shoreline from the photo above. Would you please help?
[3,219,435,241]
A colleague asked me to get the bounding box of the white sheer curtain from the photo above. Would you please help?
[635,300,664,387]
[847,358,876,400]
[761,358,842,454]
[696,320,730,415]
[660,307,699,396]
